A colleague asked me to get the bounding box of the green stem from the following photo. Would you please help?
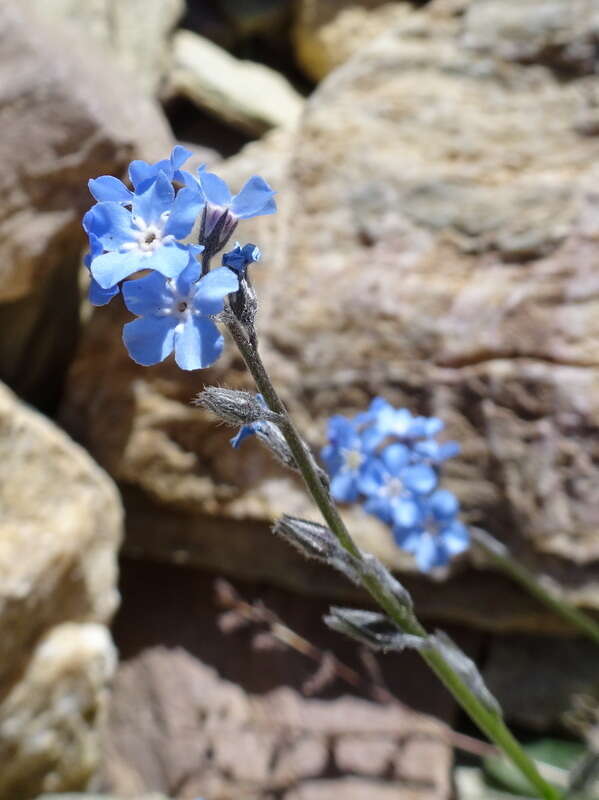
[225,314,560,800]
[471,528,599,647]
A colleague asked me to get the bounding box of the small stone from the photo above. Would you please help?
[168,29,304,135]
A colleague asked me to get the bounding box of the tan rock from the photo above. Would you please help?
[292,1,411,81]
[61,4,599,628]
[101,647,450,798]
[0,624,116,799]
[169,30,304,135]
[0,1,173,403]
[28,0,184,95]
[0,381,123,796]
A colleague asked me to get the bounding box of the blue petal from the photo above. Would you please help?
[363,495,393,525]
[122,271,171,316]
[85,230,104,261]
[197,167,232,207]
[192,267,239,315]
[391,497,422,529]
[174,316,224,370]
[429,489,459,520]
[122,315,177,366]
[401,464,437,494]
[91,202,136,250]
[327,416,358,448]
[381,443,410,472]
[414,533,442,571]
[88,175,132,204]
[170,145,193,169]
[231,176,276,218]
[441,521,470,555]
[164,186,204,239]
[231,424,258,449]
[222,242,261,271]
[128,159,156,192]
[356,460,387,496]
[174,255,202,296]
[91,250,143,288]
[88,278,119,307]
[146,241,191,279]
[132,172,174,224]
[330,471,359,503]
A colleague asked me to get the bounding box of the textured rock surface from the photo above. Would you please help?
[28,0,184,95]
[101,646,451,799]
[0,625,116,799]
[61,2,599,627]
[0,1,173,405]
[0,381,123,797]
[292,0,409,80]
[169,30,304,135]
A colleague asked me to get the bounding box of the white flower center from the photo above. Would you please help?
[384,477,404,497]
[341,448,363,472]
[123,212,174,256]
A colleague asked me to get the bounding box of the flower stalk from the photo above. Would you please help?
[224,311,560,800]
[471,527,599,647]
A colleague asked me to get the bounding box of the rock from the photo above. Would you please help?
[60,4,599,629]
[483,634,599,730]
[0,380,123,797]
[0,625,116,799]
[28,0,184,95]
[168,30,304,135]
[37,796,169,800]
[100,646,451,798]
[292,1,410,81]
[462,0,599,75]
[0,1,173,407]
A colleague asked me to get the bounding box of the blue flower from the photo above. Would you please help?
[358,443,438,527]
[230,394,267,448]
[121,251,238,370]
[393,489,470,571]
[88,145,193,204]
[193,166,276,242]
[361,397,443,441]
[222,242,261,274]
[82,207,119,306]
[321,416,378,503]
[88,172,203,289]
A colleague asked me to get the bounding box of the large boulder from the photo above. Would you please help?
[0,2,173,408]
[60,3,599,629]
[0,381,123,797]
[28,0,184,95]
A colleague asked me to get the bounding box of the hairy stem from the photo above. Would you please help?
[224,313,560,800]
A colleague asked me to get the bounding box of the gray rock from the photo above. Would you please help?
[168,30,304,135]
[0,381,123,797]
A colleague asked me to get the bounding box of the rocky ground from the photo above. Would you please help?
[1,1,599,798]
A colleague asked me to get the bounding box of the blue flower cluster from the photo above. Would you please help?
[321,397,469,571]
[83,146,275,370]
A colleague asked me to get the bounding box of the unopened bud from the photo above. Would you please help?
[195,387,281,426]
[325,608,425,653]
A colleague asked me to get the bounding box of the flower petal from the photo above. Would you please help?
[391,497,422,529]
[330,471,359,503]
[401,464,437,494]
[193,267,239,316]
[442,521,470,556]
[122,271,171,316]
[128,159,155,192]
[381,443,410,472]
[197,167,232,207]
[88,278,119,307]
[122,315,177,366]
[132,171,174,224]
[90,250,143,288]
[146,241,191,279]
[170,145,193,170]
[88,175,132,204]
[91,202,136,250]
[232,175,276,218]
[164,185,204,239]
[429,489,459,520]
[174,315,224,370]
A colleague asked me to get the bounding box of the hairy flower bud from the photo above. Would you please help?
[194,387,281,426]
